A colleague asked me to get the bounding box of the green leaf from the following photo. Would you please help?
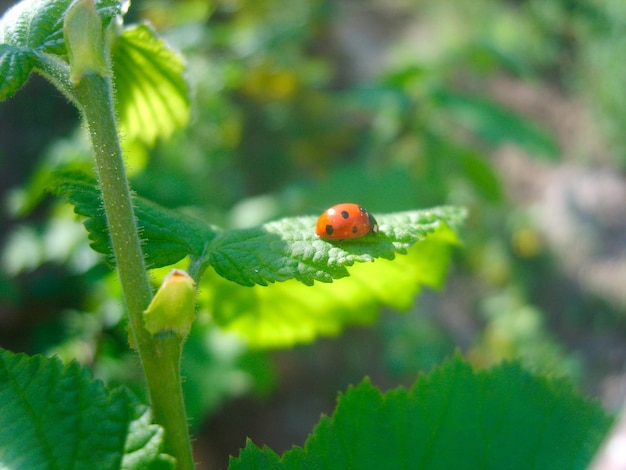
[204,220,459,347]
[0,349,123,468]
[208,207,465,287]
[122,401,176,469]
[49,171,217,268]
[435,89,559,160]
[0,0,121,54]
[0,0,122,100]
[229,356,612,470]
[233,441,281,469]
[0,0,189,141]
[51,171,464,289]
[0,44,36,100]
[111,24,190,145]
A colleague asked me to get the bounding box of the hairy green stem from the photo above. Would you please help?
[144,335,193,467]
[73,72,194,469]
[74,73,152,347]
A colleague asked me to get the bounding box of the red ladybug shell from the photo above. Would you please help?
[316,203,379,240]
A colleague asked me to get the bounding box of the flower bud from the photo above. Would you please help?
[63,0,109,83]
[143,269,196,339]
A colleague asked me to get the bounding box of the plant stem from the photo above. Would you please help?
[144,335,193,467]
[73,72,194,469]
[74,74,152,350]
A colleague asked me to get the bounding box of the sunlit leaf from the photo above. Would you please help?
[208,207,464,287]
[111,23,190,145]
[203,222,459,347]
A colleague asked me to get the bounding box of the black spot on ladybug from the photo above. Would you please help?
[340,210,350,219]
[325,225,334,236]
[352,226,358,233]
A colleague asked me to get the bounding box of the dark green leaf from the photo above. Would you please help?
[0,0,121,55]
[0,0,122,101]
[0,348,173,469]
[229,356,612,470]
[0,348,128,469]
[0,44,36,100]
[49,171,217,268]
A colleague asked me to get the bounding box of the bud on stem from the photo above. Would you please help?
[143,269,196,339]
[64,0,109,83]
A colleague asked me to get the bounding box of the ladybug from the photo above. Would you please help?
[316,203,379,240]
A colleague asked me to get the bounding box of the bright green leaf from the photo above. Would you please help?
[460,41,533,77]
[229,356,612,469]
[208,207,464,287]
[111,24,190,145]
[0,348,125,469]
[435,89,559,160]
[203,222,459,347]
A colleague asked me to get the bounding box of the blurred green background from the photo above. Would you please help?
[2,0,626,467]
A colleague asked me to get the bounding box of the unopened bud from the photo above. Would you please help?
[63,0,109,83]
[143,269,196,339]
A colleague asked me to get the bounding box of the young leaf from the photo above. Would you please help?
[0,0,122,100]
[203,222,459,347]
[111,23,190,146]
[50,171,217,268]
[229,356,612,470]
[0,348,171,469]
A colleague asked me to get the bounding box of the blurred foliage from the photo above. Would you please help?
[2,0,626,464]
